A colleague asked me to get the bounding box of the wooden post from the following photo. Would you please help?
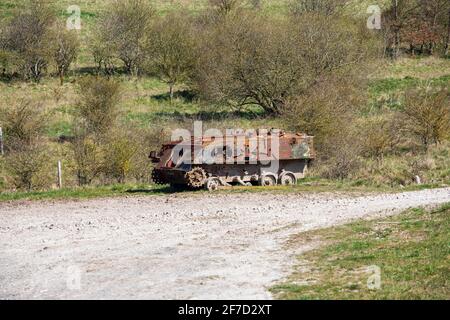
[57,160,62,189]
[0,127,4,156]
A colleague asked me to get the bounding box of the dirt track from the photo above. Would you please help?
[0,188,449,299]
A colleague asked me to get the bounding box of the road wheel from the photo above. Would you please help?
[259,174,277,187]
[205,177,221,192]
[279,172,297,186]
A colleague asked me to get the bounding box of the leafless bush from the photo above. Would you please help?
[145,13,196,101]
[358,114,401,164]
[76,76,122,136]
[0,100,47,152]
[5,144,49,190]
[52,25,79,85]
[1,1,56,81]
[320,131,363,180]
[282,73,369,180]
[95,0,154,76]
[71,133,104,186]
[282,74,367,148]
[400,87,450,149]
[1,100,49,190]
[193,12,373,114]
[209,0,243,16]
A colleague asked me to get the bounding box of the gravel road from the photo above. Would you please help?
[0,188,449,299]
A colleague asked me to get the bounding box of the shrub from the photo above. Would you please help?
[145,12,196,102]
[400,87,450,149]
[1,1,56,81]
[282,74,366,150]
[289,0,347,16]
[76,76,122,136]
[194,12,373,114]
[95,0,154,76]
[5,145,49,191]
[52,26,80,85]
[358,114,401,164]
[102,130,139,183]
[319,132,363,180]
[0,100,47,152]
[0,99,51,191]
[71,134,104,186]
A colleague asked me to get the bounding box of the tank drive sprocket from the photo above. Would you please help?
[185,167,207,188]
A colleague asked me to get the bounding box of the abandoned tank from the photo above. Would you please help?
[150,130,315,191]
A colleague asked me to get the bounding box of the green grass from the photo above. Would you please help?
[0,177,446,203]
[369,74,450,97]
[0,184,174,202]
[271,203,450,300]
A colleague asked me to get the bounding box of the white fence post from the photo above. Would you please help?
[0,127,4,156]
[57,160,63,189]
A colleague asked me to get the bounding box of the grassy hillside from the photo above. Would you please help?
[0,0,449,194]
[1,56,448,138]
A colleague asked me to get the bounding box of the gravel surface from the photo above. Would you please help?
[0,188,449,299]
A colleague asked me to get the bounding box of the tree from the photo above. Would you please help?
[194,12,373,114]
[52,26,79,85]
[382,0,450,57]
[96,0,154,76]
[1,0,56,81]
[146,13,196,102]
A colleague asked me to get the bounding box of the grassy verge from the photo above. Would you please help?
[0,184,173,202]
[271,203,450,300]
[0,178,446,202]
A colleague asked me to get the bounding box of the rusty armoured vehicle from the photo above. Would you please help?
[150,130,315,191]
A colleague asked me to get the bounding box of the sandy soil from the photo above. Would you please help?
[0,188,449,299]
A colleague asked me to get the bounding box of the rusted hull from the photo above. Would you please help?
[150,131,315,190]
